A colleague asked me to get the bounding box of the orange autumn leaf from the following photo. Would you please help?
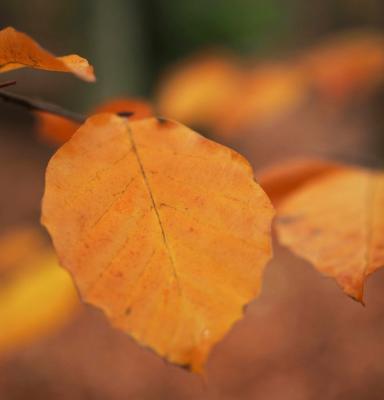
[157,55,307,138]
[36,98,153,145]
[274,165,384,302]
[257,158,341,206]
[303,32,384,101]
[36,113,79,146]
[214,63,307,138]
[0,27,95,81]
[157,54,242,128]
[41,114,274,372]
[0,227,79,356]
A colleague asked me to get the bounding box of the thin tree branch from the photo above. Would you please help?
[0,80,17,89]
[0,89,135,122]
[0,90,86,123]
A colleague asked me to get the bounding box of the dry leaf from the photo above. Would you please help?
[0,27,95,81]
[0,227,79,356]
[36,113,79,147]
[274,165,384,302]
[156,33,384,141]
[257,158,341,206]
[157,56,307,139]
[214,63,307,138]
[157,54,241,128]
[41,114,274,371]
[303,32,384,101]
[36,98,153,145]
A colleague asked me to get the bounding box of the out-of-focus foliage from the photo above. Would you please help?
[157,32,384,139]
[301,32,384,101]
[0,227,79,356]
[256,158,342,206]
[156,54,242,129]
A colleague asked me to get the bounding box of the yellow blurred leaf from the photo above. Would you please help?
[0,227,79,356]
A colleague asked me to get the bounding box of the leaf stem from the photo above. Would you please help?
[0,89,86,123]
[0,80,17,89]
[0,89,135,123]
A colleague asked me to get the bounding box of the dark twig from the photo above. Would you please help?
[0,80,17,89]
[0,89,136,123]
[0,90,86,123]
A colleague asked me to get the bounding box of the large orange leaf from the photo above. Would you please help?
[273,164,384,302]
[41,114,274,371]
[0,227,79,356]
[0,27,95,81]
[36,98,153,145]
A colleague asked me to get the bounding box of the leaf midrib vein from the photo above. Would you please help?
[126,123,181,293]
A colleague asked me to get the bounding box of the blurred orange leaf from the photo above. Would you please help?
[36,113,79,146]
[36,98,153,145]
[157,54,241,129]
[215,63,307,137]
[0,227,79,356]
[257,158,341,206]
[273,164,384,302]
[154,55,307,137]
[0,27,95,81]
[157,33,384,139]
[303,32,384,101]
[41,114,274,371]
[157,56,307,139]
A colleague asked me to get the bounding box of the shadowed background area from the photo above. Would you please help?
[1,1,384,399]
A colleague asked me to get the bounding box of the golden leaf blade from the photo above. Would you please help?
[0,27,95,81]
[256,158,341,206]
[42,114,274,371]
[274,166,384,302]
